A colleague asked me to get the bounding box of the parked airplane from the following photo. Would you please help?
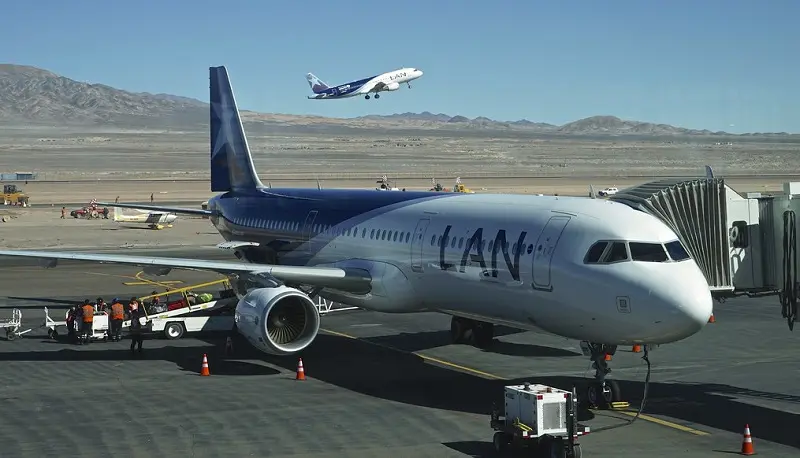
[306,67,423,100]
[112,207,178,229]
[0,66,713,408]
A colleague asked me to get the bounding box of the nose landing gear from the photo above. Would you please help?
[582,341,626,410]
[365,93,380,100]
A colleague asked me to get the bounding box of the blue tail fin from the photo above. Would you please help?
[306,73,330,94]
[209,66,264,193]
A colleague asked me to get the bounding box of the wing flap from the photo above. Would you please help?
[0,250,371,291]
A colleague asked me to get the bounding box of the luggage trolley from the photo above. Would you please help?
[43,307,109,341]
[1,308,32,340]
[490,382,589,457]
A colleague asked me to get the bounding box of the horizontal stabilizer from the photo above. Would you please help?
[99,202,211,216]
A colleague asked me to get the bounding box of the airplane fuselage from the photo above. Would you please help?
[206,187,712,346]
[309,67,423,100]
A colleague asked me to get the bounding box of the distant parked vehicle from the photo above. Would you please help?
[598,187,618,197]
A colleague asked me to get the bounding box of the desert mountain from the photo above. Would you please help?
[0,64,793,137]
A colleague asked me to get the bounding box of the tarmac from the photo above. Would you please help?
[0,248,798,457]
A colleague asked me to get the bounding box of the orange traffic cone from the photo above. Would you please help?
[632,344,642,353]
[740,424,755,455]
[604,353,612,361]
[296,358,306,380]
[200,354,210,376]
[708,313,716,323]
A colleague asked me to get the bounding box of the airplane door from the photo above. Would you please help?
[531,215,571,291]
[301,210,318,253]
[410,218,430,273]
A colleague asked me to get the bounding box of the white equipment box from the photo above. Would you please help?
[504,383,570,437]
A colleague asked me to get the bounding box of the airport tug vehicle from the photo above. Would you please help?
[490,383,588,457]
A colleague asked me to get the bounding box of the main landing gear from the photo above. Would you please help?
[581,341,624,410]
[450,316,494,349]
[365,94,380,99]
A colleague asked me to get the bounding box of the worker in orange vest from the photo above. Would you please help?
[80,299,95,344]
[109,298,125,341]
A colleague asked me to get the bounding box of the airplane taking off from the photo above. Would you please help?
[0,66,713,408]
[112,207,178,229]
[306,67,423,100]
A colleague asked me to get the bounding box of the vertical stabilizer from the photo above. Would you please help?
[705,165,715,179]
[306,73,330,94]
[209,66,264,193]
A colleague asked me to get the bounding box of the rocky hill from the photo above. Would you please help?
[0,64,795,137]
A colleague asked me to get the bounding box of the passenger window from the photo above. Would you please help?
[584,242,608,263]
[451,237,456,248]
[393,232,398,242]
[459,237,463,248]
[405,233,410,243]
[371,229,375,239]
[605,242,628,262]
[629,242,668,262]
[361,228,366,238]
[430,235,436,246]
[665,240,690,261]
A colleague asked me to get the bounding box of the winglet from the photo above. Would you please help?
[705,165,714,179]
[209,66,264,193]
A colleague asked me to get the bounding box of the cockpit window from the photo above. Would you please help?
[605,242,629,262]
[629,242,668,262]
[584,241,608,263]
[665,240,690,261]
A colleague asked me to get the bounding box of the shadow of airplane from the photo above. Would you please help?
[4,327,797,451]
[0,335,278,376]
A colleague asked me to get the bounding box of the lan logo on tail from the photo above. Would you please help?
[305,67,423,100]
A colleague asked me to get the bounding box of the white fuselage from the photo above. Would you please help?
[210,191,714,346]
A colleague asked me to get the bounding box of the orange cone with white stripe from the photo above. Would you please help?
[632,344,642,353]
[740,424,754,455]
[708,313,716,323]
[296,358,306,380]
[200,354,210,376]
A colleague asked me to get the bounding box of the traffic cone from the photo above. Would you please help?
[296,358,306,380]
[604,353,612,361]
[740,424,755,455]
[708,313,716,323]
[632,344,642,353]
[200,354,210,376]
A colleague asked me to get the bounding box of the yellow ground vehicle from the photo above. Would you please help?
[2,184,29,206]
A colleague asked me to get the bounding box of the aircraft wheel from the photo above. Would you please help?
[450,317,469,344]
[365,95,370,100]
[374,94,380,99]
[492,431,510,453]
[473,322,494,349]
[587,380,621,409]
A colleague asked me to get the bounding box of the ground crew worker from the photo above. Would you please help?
[61,207,66,219]
[128,298,145,355]
[95,297,106,312]
[109,298,125,341]
[65,306,76,341]
[80,299,95,344]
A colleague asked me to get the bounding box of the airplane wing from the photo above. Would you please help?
[101,202,211,217]
[0,250,371,292]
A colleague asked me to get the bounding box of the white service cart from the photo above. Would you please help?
[43,307,109,341]
[1,308,32,340]
[490,382,589,457]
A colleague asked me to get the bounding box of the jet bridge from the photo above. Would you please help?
[609,176,798,330]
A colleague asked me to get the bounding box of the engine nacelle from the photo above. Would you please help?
[386,82,400,91]
[234,285,320,356]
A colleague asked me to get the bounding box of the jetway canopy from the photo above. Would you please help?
[609,178,733,292]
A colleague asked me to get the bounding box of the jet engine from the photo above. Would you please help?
[234,285,320,356]
[386,82,400,91]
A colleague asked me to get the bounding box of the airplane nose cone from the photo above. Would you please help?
[663,264,714,341]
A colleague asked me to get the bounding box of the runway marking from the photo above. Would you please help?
[617,411,710,436]
[123,280,183,286]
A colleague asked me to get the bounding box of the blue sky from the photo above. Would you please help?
[2,0,798,133]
